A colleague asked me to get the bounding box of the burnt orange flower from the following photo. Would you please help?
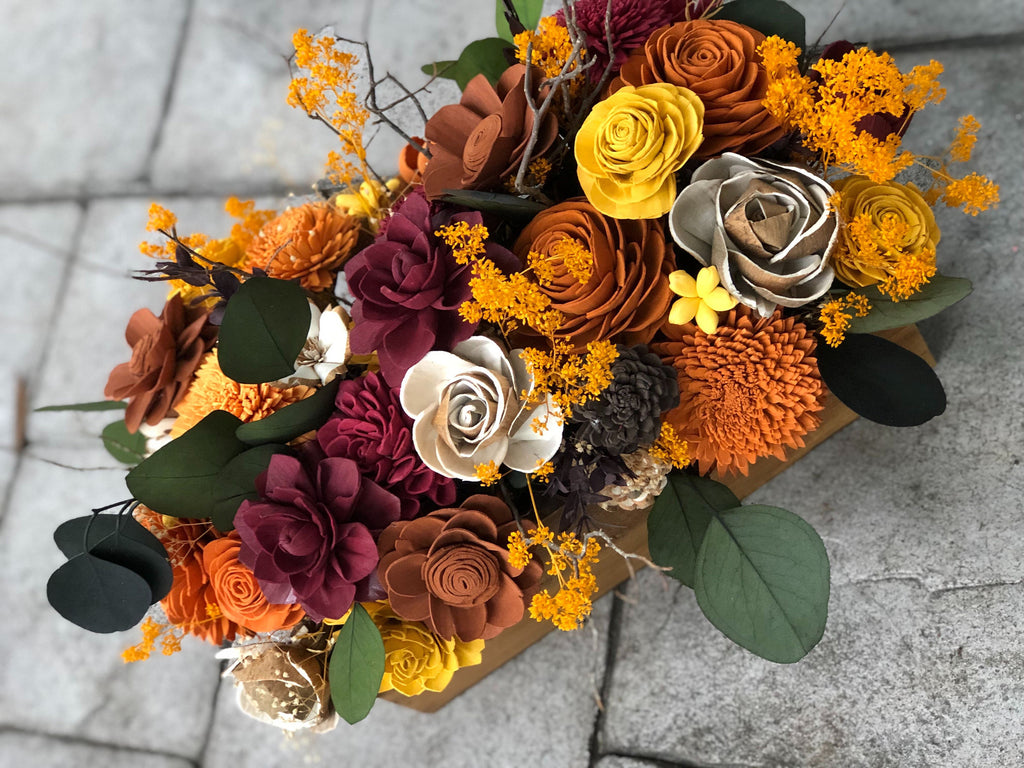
[652,308,825,475]
[244,202,361,292]
[204,533,305,634]
[170,350,313,437]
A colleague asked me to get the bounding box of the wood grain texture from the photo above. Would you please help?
[381,325,932,712]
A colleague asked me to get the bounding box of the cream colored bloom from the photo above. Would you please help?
[275,302,350,387]
[668,266,738,333]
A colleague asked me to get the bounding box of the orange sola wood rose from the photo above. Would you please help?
[652,307,826,475]
[376,495,543,641]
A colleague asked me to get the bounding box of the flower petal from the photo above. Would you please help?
[669,297,700,325]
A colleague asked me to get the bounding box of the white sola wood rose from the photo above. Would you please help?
[669,152,839,317]
[400,336,563,481]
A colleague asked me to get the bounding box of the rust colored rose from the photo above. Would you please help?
[203,533,305,634]
[377,495,543,641]
[611,20,786,158]
[422,65,558,199]
[513,199,676,352]
[105,294,216,434]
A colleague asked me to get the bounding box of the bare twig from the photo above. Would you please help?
[583,529,671,581]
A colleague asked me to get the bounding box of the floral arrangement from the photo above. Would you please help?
[45,0,998,730]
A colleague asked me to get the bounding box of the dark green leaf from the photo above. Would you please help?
[47,553,151,633]
[101,420,148,465]
[126,411,248,519]
[439,189,546,218]
[847,276,973,334]
[90,531,173,603]
[217,276,310,384]
[54,514,167,561]
[817,333,946,426]
[329,603,385,724]
[694,505,829,663]
[236,380,341,446]
[716,0,806,52]
[209,444,288,531]
[420,38,514,90]
[495,0,544,42]
[36,401,127,412]
[648,472,740,588]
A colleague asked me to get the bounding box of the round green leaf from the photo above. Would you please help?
[817,333,946,426]
[217,276,310,384]
[648,472,739,588]
[716,0,806,52]
[329,603,385,724]
[90,532,173,603]
[209,444,289,532]
[421,38,514,90]
[847,276,973,334]
[101,419,148,465]
[694,505,830,663]
[236,379,341,446]
[47,553,152,633]
[54,514,167,561]
[495,0,543,41]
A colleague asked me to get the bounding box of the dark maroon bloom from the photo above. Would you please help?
[344,189,517,386]
[556,0,719,77]
[812,41,914,141]
[234,454,402,621]
[317,372,456,519]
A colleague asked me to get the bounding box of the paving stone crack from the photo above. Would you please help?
[196,675,224,766]
[0,725,199,767]
[599,749,765,768]
[841,574,1024,597]
[587,587,627,768]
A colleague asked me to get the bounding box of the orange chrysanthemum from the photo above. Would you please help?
[243,202,361,292]
[652,308,825,475]
[170,350,313,437]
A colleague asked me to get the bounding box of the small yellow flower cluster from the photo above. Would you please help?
[530,460,555,483]
[818,293,872,347]
[648,423,692,470]
[938,172,1001,217]
[505,157,553,193]
[474,460,502,487]
[288,29,371,193]
[224,196,276,252]
[519,339,618,424]
[436,221,490,264]
[146,203,177,232]
[122,616,183,663]
[846,214,936,300]
[528,533,601,631]
[514,16,582,83]
[548,237,594,284]
[949,115,980,163]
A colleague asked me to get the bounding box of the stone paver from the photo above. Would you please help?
[0,1,188,201]
[0,730,194,768]
[203,594,613,768]
[0,452,221,760]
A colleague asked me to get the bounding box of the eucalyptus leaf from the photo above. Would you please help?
[126,410,248,519]
[101,419,148,465]
[90,531,173,603]
[329,603,385,724]
[495,0,543,42]
[694,505,830,663]
[209,444,288,531]
[420,37,514,90]
[36,401,127,412]
[648,472,739,588]
[817,333,946,426]
[439,189,546,218]
[847,276,973,334]
[716,0,806,52]
[217,276,310,384]
[54,514,167,561]
[236,380,341,446]
[47,553,152,633]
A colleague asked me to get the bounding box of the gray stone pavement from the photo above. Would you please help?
[1,1,1022,766]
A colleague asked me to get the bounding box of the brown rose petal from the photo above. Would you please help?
[424,545,501,606]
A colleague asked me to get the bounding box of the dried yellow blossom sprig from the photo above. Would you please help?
[845,213,937,300]
[510,526,601,631]
[288,29,372,194]
[515,16,582,82]
[818,293,872,347]
[648,423,693,470]
[122,615,183,663]
[519,339,617,424]
[474,461,503,487]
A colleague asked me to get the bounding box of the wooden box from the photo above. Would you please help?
[381,325,933,712]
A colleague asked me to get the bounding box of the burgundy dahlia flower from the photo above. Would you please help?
[344,189,517,386]
[316,371,456,519]
[234,453,402,621]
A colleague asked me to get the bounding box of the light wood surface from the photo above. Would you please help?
[381,325,933,712]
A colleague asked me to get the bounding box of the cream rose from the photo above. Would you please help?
[669,153,839,317]
[400,336,562,481]
[575,83,704,220]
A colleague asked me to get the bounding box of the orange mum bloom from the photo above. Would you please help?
[244,202,361,292]
[170,350,313,437]
[652,308,825,476]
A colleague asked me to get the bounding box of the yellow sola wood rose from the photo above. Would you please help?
[575,83,704,219]
[363,601,484,697]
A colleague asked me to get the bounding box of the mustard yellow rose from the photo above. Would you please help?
[832,175,940,288]
[363,601,484,697]
[575,83,704,219]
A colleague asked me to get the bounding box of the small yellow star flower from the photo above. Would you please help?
[668,266,738,333]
